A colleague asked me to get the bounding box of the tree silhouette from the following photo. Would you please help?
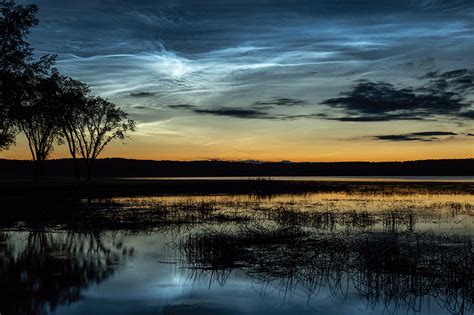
[15,71,61,179]
[1,1,136,179]
[0,1,55,151]
[0,1,38,150]
[54,74,90,178]
[73,96,136,181]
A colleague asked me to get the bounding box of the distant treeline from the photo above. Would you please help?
[0,158,472,177]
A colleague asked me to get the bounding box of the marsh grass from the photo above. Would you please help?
[180,226,474,314]
[0,183,473,314]
[75,200,464,232]
[3,191,472,233]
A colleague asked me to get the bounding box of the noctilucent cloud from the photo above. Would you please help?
[7,0,474,161]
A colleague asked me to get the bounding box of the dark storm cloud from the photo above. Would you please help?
[459,111,474,119]
[169,65,474,122]
[130,92,156,97]
[193,108,270,119]
[322,80,467,115]
[132,105,151,110]
[411,131,458,136]
[167,104,197,110]
[321,68,474,122]
[374,131,458,142]
[189,105,324,120]
[254,98,307,107]
[327,114,425,122]
[277,113,327,120]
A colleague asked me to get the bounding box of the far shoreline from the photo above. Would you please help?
[118,175,474,183]
[0,158,473,178]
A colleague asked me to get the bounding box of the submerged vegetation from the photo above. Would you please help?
[181,227,473,314]
[0,0,473,314]
[1,179,473,227]
[0,181,473,314]
[1,184,473,231]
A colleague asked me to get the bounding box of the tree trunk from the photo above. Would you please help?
[65,132,80,179]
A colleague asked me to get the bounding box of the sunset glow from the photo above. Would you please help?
[4,0,474,162]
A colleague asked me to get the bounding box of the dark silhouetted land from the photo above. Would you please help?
[0,158,473,178]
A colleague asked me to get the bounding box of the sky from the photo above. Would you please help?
[3,0,474,161]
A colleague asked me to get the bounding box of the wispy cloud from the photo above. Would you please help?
[23,0,474,157]
[373,131,458,142]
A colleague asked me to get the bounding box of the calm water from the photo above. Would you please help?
[1,190,473,315]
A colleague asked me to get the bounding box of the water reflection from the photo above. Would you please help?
[181,227,473,314]
[0,189,473,314]
[0,232,132,315]
[82,192,473,234]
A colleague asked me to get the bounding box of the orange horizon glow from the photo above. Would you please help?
[1,135,472,163]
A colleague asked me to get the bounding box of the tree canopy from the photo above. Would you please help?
[0,1,136,180]
[0,1,55,150]
[74,96,136,180]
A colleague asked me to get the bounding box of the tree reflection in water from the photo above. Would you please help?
[181,226,473,314]
[0,232,133,315]
[0,190,472,314]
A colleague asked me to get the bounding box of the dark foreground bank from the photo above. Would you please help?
[1,177,473,198]
[0,158,473,177]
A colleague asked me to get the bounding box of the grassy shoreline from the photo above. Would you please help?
[0,178,472,230]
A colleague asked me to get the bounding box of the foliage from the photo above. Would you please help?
[15,71,61,178]
[73,96,136,180]
[0,1,55,150]
[0,1,136,179]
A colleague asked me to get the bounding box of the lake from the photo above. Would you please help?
[1,186,473,314]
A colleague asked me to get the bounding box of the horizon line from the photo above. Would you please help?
[1,157,473,164]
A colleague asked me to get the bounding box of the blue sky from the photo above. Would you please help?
[6,0,474,161]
